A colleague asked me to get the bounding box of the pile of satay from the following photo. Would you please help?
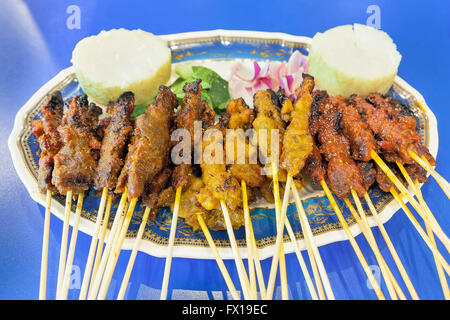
[32,74,450,300]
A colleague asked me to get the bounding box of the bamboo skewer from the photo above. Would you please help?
[412,180,450,299]
[87,190,128,299]
[267,161,288,300]
[320,180,385,300]
[39,190,52,300]
[408,150,450,200]
[293,180,335,299]
[220,200,251,300]
[266,174,291,300]
[396,163,450,298]
[284,214,319,300]
[89,194,113,292]
[59,193,84,299]
[160,186,183,300]
[79,188,108,300]
[245,207,267,299]
[370,150,450,252]
[363,192,418,299]
[56,190,72,298]
[97,197,138,300]
[196,214,240,300]
[344,197,399,300]
[117,206,151,300]
[389,188,450,275]
[241,181,257,299]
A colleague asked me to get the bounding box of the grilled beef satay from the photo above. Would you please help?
[94,92,135,191]
[115,86,177,200]
[280,74,314,177]
[312,91,365,199]
[32,91,65,192]
[52,94,102,195]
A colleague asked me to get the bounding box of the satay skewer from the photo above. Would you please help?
[396,163,450,297]
[220,200,252,300]
[241,181,258,299]
[87,190,128,299]
[56,190,72,298]
[79,187,108,299]
[196,213,240,300]
[371,151,450,252]
[344,197,400,300]
[39,190,52,300]
[320,180,385,300]
[59,193,85,299]
[408,151,450,200]
[362,191,418,299]
[97,197,138,299]
[160,186,182,300]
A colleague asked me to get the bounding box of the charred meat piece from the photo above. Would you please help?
[32,91,64,192]
[334,95,377,162]
[376,162,406,193]
[314,92,366,198]
[94,92,134,190]
[116,86,177,199]
[51,94,102,195]
[142,167,174,219]
[280,74,314,176]
[356,161,377,191]
[351,94,429,165]
[302,145,326,187]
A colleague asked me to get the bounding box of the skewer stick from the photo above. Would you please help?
[390,188,450,275]
[117,206,151,300]
[320,180,385,300]
[363,192,418,300]
[344,196,399,300]
[56,189,72,298]
[160,186,182,300]
[87,189,128,299]
[284,214,319,300]
[408,150,450,200]
[396,163,450,297]
[39,190,52,300]
[60,192,85,299]
[220,200,251,300]
[90,194,113,290]
[270,161,288,299]
[293,180,335,299]
[196,214,240,300]
[266,174,292,300]
[371,150,450,252]
[97,197,137,300]
[412,180,450,299]
[245,208,267,299]
[241,181,257,299]
[79,187,108,300]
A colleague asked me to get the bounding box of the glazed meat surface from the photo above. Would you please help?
[280,75,314,176]
[94,92,134,190]
[51,94,102,195]
[116,86,177,199]
[32,91,64,192]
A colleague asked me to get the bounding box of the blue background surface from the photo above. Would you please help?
[0,0,449,299]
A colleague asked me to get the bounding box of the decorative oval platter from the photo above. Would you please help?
[8,30,438,260]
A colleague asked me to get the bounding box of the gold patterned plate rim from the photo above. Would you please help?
[7,30,438,260]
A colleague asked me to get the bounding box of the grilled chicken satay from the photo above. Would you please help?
[94,92,135,191]
[225,98,264,187]
[32,91,65,192]
[115,86,177,200]
[280,74,314,177]
[312,91,365,199]
[52,94,103,195]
